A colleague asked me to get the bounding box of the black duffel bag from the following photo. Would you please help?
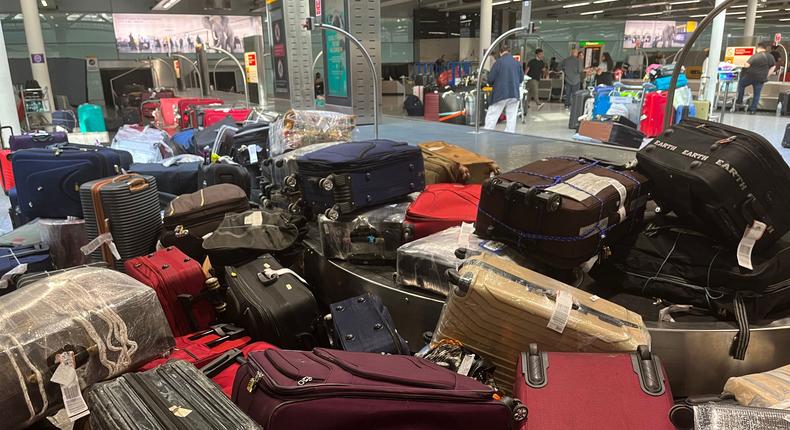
[404,95,424,116]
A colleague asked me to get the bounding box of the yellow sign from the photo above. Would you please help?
[724,46,755,67]
[244,52,259,84]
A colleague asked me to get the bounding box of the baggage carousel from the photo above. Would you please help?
[302,117,790,397]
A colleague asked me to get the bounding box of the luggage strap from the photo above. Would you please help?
[729,293,750,360]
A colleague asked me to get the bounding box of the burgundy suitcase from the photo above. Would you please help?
[405,183,481,239]
[515,344,674,430]
[233,348,527,429]
[475,157,649,269]
[201,341,277,398]
[124,246,220,336]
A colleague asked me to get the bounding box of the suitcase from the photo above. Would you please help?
[418,141,499,184]
[0,149,14,192]
[7,187,30,229]
[641,91,672,138]
[692,99,711,120]
[111,125,173,163]
[141,88,176,100]
[637,117,790,250]
[194,117,238,155]
[80,174,162,271]
[0,243,52,280]
[232,348,526,430]
[0,267,174,430]
[128,161,201,196]
[723,364,790,409]
[433,253,651,393]
[515,344,674,429]
[200,163,252,199]
[475,157,649,269]
[157,97,183,127]
[231,122,270,166]
[404,94,424,116]
[328,293,411,354]
[779,91,790,116]
[685,403,790,430]
[177,98,223,128]
[161,184,250,262]
[297,139,425,220]
[223,254,321,349]
[424,92,440,121]
[268,109,355,157]
[318,197,414,263]
[420,338,499,390]
[578,118,645,148]
[569,89,593,130]
[87,360,260,430]
[8,131,68,151]
[124,246,218,337]
[77,103,106,132]
[406,183,481,239]
[139,99,160,124]
[38,217,89,269]
[259,141,343,206]
[592,86,614,117]
[439,91,466,124]
[51,110,77,131]
[121,107,141,125]
[12,262,107,290]
[783,123,790,149]
[203,108,252,127]
[171,128,198,154]
[202,341,276,398]
[138,325,252,371]
[13,145,132,218]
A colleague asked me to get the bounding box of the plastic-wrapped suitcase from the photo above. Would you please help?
[0,267,174,430]
[723,364,790,409]
[12,262,107,290]
[637,117,790,251]
[124,246,217,337]
[688,403,790,430]
[87,360,261,430]
[317,197,415,263]
[268,109,355,157]
[224,254,321,349]
[406,183,481,239]
[433,253,651,393]
[203,108,252,127]
[578,118,645,148]
[328,293,411,354]
[80,174,162,272]
[475,157,649,269]
[418,141,499,184]
[232,348,526,430]
[515,344,674,429]
[161,184,250,261]
[297,139,425,220]
[8,131,68,151]
[569,89,593,130]
[200,163,252,199]
[129,161,201,196]
[111,125,173,163]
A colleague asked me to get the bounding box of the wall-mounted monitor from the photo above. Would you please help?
[112,13,263,54]
[623,20,696,49]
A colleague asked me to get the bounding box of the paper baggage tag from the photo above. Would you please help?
[545,173,628,219]
[480,240,507,254]
[737,221,767,270]
[51,352,90,422]
[457,354,475,376]
[456,222,474,248]
[244,211,263,226]
[80,233,121,260]
[247,145,259,164]
[169,406,193,418]
[547,291,574,334]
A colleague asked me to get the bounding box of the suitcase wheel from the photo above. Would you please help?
[284,175,298,190]
[319,176,335,191]
[325,206,340,221]
[503,397,528,423]
[261,198,271,208]
[214,302,227,314]
[205,277,220,292]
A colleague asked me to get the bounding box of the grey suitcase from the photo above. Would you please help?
[569,89,592,130]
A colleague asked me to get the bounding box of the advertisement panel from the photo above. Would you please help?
[323,0,351,103]
[623,20,696,49]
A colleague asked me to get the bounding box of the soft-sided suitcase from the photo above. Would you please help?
[232,348,526,430]
[433,253,651,393]
[0,149,14,192]
[0,267,174,430]
[124,246,218,337]
[592,86,614,117]
[418,141,499,184]
[406,183,481,239]
[171,128,198,154]
[193,117,238,155]
[475,157,649,269]
[515,344,674,430]
[202,341,276,398]
[13,145,132,218]
[0,243,52,281]
[318,197,414,263]
[637,117,790,251]
[297,139,425,220]
[224,254,321,349]
[200,162,252,199]
[178,98,223,128]
[139,325,252,371]
[328,293,411,354]
[87,360,260,430]
[260,141,343,206]
[231,122,270,165]
[9,132,68,151]
[129,161,201,196]
[52,110,77,131]
[578,118,645,148]
[569,89,592,130]
[161,184,250,261]
[80,174,162,271]
[641,91,672,138]
[203,108,252,127]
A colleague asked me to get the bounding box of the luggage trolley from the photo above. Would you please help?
[713,65,741,123]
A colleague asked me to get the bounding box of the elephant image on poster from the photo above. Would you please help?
[203,15,236,52]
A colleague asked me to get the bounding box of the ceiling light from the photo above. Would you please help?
[727,11,745,14]
[151,0,181,10]
[738,15,761,19]
[492,0,511,5]
[781,18,790,21]
[580,9,604,15]
[563,2,591,8]
[638,11,664,16]
[690,14,706,17]
[757,9,779,12]
[40,0,48,6]
[669,0,700,4]
[592,0,617,3]
[732,4,747,7]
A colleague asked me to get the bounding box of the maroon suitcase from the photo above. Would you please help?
[233,348,527,429]
[515,344,674,430]
[475,157,649,269]
[124,246,219,337]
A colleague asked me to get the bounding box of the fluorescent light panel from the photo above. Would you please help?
[580,9,604,15]
[563,2,591,8]
[669,0,700,4]
[738,15,761,19]
[638,11,664,16]
[152,0,181,10]
[492,0,511,5]
[592,0,617,3]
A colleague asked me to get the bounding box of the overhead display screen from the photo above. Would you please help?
[623,20,696,49]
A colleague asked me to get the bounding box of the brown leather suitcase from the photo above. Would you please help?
[419,141,499,184]
[578,118,645,149]
[475,157,649,269]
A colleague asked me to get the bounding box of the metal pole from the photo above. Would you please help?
[308,20,380,140]
[474,26,531,134]
[147,57,177,88]
[312,51,324,75]
[207,46,250,104]
[212,57,228,90]
[777,44,788,83]
[169,54,204,96]
[109,62,148,109]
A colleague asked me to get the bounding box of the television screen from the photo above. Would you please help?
[112,13,263,54]
[623,20,694,49]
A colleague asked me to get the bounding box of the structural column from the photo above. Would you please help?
[20,0,55,111]
[479,0,492,67]
[0,20,22,140]
[704,0,727,104]
[743,0,757,38]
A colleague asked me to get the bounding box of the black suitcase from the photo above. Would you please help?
[569,89,592,130]
[783,123,790,149]
[200,163,252,199]
[129,161,202,196]
[224,254,321,349]
[578,118,645,148]
[327,293,410,354]
[404,95,424,116]
[87,360,260,430]
[637,117,790,250]
[779,91,790,116]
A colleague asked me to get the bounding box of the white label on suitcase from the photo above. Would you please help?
[51,352,90,422]
[244,211,263,226]
[169,406,193,418]
[80,233,121,260]
[737,220,767,270]
[457,222,474,248]
[547,290,574,334]
[546,173,627,210]
[248,145,259,164]
[457,354,475,376]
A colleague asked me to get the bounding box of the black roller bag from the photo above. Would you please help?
[129,162,202,196]
[327,292,411,354]
[200,163,252,199]
[224,254,321,350]
[636,118,790,250]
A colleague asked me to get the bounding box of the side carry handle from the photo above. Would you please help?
[522,343,548,389]
[631,345,666,396]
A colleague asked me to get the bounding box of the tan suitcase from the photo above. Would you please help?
[420,147,466,184]
[419,141,499,184]
[723,365,790,408]
[432,253,650,393]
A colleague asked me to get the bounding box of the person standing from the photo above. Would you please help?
[484,44,523,133]
[525,49,547,111]
[736,42,775,114]
[560,48,583,109]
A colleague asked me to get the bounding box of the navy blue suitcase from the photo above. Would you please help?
[329,293,411,354]
[0,243,52,281]
[12,145,132,218]
[296,139,425,220]
[129,162,201,196]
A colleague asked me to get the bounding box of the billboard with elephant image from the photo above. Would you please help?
[112,13,263,54]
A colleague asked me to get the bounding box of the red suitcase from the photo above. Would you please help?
[140,99,160,125]
[158,97,183,127]
[515,344,675,430]
[406,183,481,239]
[124,246,218,336]
[139,324,252,371]
[202,341,277,398]
[203,108,252,127]
[640,91,674,138]
[0,149,14,192]
[177,98,223,128]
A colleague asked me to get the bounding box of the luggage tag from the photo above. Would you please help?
[546,291,574,334]
[80,232,121,260]
[247,145,259,164]
[50,351,90,422]
[737,221,767,270]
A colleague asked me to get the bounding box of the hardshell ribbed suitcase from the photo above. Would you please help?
[297,139,426,220]
[475,157,649,269]
[0,149,14,192]
[87,360,261,430]
[329,293,411,354]
[515,345,675,430]
[406,183,481,239]
[0,267,174,430]
[636,117,790,250]
[418,141,499,184]
[641,91,671,138]
[433,253,651,393]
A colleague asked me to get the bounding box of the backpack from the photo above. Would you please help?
[404,95,424,116]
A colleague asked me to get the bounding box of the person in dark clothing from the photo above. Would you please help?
[484,44,524,133]
[314,72,324,97]
[560,48,583,108]
[736,41,775,114]
[525,49,546,110]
